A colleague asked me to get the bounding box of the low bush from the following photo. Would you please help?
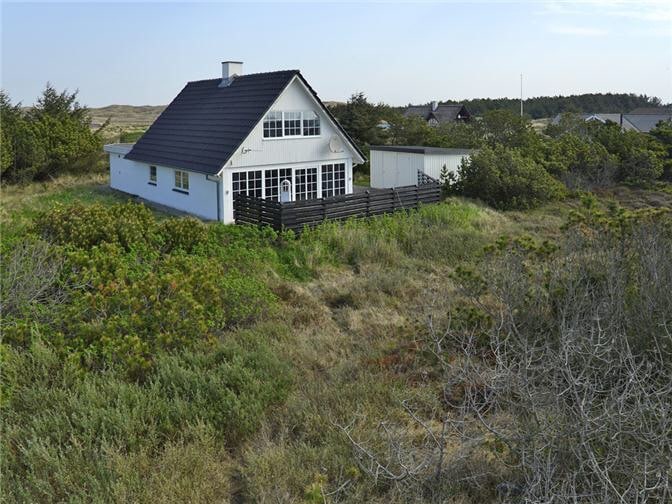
[1,337,291,501]
[34,202,159,250]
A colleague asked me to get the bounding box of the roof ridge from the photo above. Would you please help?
[187,69,299,84]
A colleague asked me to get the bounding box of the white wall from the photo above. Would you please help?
[371,150,471,188]
[109,153,220,221]
[226,77,360,169]
[423,153,470,180]
[370,150,424,188]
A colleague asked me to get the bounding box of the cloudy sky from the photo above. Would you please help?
[2,1,671,107]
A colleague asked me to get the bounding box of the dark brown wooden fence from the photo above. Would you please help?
[234,182,441,233]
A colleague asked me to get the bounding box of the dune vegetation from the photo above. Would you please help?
[2,174,670,503]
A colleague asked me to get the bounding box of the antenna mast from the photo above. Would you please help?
[520,73,523,117]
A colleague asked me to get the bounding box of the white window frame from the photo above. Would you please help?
[232,170,263,199]
[295,166,318,201]
[262,111,322,140]
[174,170,189,192]
[283,111,302,137]
[321,163,346,198]
[263,111,283,138]
[149,165,157,185]
[264,167,292,201]
[302,110,321,137]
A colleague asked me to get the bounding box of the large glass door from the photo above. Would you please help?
[295,167,318,200]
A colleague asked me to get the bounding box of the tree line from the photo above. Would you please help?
[330,93,672,210]
[441,92,664,119]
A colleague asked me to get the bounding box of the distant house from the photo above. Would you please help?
[370,145,473,189]
[104,62,365,223]
[402,101,471,126]
[552,108,672,133]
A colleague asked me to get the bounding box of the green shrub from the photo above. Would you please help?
[34,202,159,250]
[4,250,276,377]
[457,145,566,210]
[158,216,209,253]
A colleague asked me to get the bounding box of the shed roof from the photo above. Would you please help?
[370,145,474,155]
[125,70,364,174]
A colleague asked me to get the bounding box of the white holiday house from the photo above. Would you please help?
[104,62,365,223]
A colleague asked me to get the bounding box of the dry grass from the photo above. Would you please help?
[11,174,650,502]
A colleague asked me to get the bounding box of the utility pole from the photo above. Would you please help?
[520,73,523,117]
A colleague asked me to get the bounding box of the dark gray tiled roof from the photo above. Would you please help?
[370,145,473,155]
[623,114,672,133]
[125,70,364,175]
[402,104,470,123]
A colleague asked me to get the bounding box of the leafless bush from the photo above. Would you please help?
[0,238,64,317]
[339,220,672,502]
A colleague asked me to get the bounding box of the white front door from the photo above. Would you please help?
[280,179,292,203]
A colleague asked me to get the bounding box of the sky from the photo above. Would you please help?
[2,1,671,107]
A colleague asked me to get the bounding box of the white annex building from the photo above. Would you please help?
[369,145,473,189]
[104,62,365,223]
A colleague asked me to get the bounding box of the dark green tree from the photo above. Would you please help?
[649,120,672,180]
[1,84,104,183]
[456,145,566,210]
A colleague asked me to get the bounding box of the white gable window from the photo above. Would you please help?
[149,165,157,185]
[283,112,302,137]
[321,163,346,198]
[263,111,283,138]
[174,170,189,192]
[303,111,320,136]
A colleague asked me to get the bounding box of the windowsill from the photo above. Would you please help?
[172,188,189,194]
[148,181,157,186]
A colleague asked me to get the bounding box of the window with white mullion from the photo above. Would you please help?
[303,110,320,136]
[321,163,346,197]
[232,170,263,199]
[264,168,292,201]
[283,111,302,136]
[174,170,189,191]
[263,111,283,138]
[295,167,318,200]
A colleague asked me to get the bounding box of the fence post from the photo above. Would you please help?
[365,190,370,217]
[322,198,327,222]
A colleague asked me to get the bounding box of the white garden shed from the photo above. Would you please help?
[369,145,473,188]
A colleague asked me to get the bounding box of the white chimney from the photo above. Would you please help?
[220,61,243,87]
[431,100,439,112]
